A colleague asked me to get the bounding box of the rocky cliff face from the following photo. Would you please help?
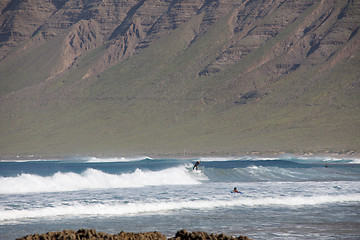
[1,1,199,76]
[1,0,358,89]
[199,0,360,99]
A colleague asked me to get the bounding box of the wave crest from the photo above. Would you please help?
[1,194,359,222]
[0,167,200,194]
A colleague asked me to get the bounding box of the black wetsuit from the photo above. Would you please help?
[193,161,200,170]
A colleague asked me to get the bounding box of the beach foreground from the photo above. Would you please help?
[17,229,251,240]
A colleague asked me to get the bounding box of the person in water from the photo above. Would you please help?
[193,160,201,170]
[233,187,239,193]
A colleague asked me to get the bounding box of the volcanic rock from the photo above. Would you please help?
[16,229,252,240]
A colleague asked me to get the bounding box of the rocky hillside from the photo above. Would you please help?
[0,0,359,157]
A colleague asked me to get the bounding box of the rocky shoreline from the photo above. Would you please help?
[17,229,252,240]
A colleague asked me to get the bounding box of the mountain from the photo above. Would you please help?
[0,0,359,158]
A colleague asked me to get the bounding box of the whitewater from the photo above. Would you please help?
[1,155,359,240]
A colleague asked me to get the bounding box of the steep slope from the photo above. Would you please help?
[0,0,359,158]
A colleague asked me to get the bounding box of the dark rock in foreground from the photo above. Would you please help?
[172,229,251,240]
[17,229,252,240]
[17,229,166,240]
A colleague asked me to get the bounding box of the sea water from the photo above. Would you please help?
[0,155,359,240]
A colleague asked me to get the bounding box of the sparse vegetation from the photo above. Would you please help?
[0,0,359,158]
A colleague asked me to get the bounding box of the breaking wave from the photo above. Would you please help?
[85,156,151,163]
[196,154,360,164]
[0,166,201,194]
[1,193,359,222]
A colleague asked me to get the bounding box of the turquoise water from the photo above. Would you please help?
[1,155,359,239]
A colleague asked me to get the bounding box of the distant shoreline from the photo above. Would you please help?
[1,150,359,161]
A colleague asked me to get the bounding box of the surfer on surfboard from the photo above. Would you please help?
[193,160,201,171]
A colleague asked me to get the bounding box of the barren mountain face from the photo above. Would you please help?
[0,0,359,156]
[1,0,358,81]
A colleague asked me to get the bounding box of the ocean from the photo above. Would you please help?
[0,155,359,240]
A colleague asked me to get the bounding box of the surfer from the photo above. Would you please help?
[193,160,201,171]
[233,187,239,193]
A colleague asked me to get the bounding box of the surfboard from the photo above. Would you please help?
[186,166,202,173]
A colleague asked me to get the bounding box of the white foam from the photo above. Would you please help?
[198,156,278,162]
[351,158,360,164]
[233,194,360,207]
[0,167,200,194]
[1,194,359,222]
[85,156,150,163]
[297,155,360,164]
[199,155,360,164]
[247,166,258,169]
[198,157,235,162]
